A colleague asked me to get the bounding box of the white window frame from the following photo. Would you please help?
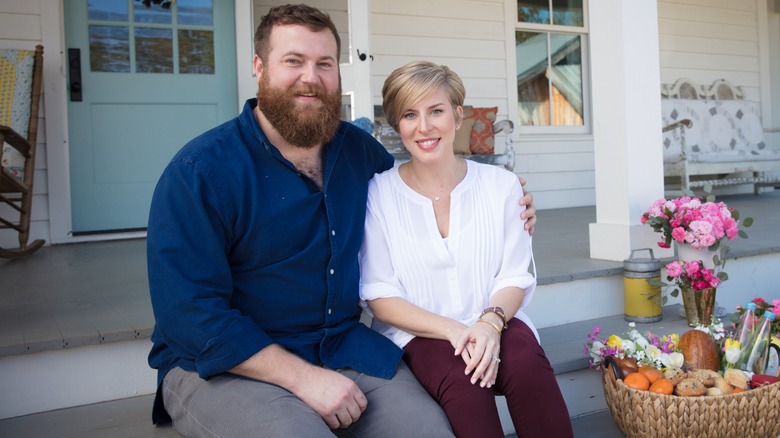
[505,0,591,136]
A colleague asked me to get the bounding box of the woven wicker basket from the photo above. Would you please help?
[602,365,780,438]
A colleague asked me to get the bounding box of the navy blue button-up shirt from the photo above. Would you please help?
[147,99,400,421]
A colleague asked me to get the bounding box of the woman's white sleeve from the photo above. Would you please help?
[490,177,537,310]
[359,192,406,305]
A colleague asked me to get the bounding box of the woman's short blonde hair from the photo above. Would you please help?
[382,61,466,131]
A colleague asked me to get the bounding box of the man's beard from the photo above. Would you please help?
[256,75,343,149]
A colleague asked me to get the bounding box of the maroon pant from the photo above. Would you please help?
[403,318,574,438]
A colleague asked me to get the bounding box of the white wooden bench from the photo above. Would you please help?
[660,79,780,192]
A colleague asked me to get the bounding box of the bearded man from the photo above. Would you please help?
[147,4,534,437]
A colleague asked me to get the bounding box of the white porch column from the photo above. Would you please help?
[587,0,670,261]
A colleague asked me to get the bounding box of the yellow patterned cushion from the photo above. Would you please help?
[1,48,35,180]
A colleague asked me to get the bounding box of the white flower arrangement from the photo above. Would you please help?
[584,322,683,369]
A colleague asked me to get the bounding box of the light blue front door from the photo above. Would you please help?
[65,0,237,233]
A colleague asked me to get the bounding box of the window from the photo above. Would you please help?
[515,0,588,130]
[87,0,215,74]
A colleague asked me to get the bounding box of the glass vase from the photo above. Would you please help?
[681,286,716,326]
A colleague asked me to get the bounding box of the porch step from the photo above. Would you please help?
[0,393,624,438]
[0,394,624,438]
[1,307,695,436]
[0,394,179,438]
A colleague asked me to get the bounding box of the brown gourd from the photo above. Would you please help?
[678,330,720,371]
[606,356,639,380]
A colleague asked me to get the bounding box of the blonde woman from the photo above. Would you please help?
[359,61,572,437]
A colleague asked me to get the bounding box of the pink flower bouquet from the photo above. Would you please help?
[665,259,721,291]
[640,196,743,250]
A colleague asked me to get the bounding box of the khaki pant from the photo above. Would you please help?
[162,362,453,437]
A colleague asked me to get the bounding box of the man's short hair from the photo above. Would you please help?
[254,4,341,63]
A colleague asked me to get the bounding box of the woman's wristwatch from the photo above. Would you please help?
[480,306,508,329]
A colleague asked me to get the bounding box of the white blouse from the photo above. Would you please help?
[359,160,538,348]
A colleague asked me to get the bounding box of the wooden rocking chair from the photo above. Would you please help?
[1,45,45,258]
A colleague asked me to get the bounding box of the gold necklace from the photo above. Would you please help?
[408,160,462,202]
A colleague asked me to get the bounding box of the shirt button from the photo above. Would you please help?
[330,269,335,275]
[331,230,336,236]
[328,308,332,315]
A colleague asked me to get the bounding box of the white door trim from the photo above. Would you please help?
[41,0,69,244]
[234,0,255,110]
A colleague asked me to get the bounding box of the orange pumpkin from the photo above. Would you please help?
[678,330,720,371]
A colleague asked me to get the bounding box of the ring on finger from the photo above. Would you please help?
[491,356,501,363]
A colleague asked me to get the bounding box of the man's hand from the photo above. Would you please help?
[292,366,367,429]
[519,178,536,235]
[229,345,366,429]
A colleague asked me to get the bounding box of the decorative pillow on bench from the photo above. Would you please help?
[463,106,497,155]
[453,116,476,155]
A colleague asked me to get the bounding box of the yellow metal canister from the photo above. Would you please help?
[623,248,662,323]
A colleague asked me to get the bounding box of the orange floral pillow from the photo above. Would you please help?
[464,107,497,154]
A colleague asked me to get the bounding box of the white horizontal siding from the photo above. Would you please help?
[658,0,762,100]
[371,36,507,59]
[370,0,508,108]
[0,0,49,249]
[0,15,41,42]
[371,0,504,23]
[512,131,596,206]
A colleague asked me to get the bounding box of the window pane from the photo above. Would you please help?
[516,31,584,126]
[89,25,130,72]
[552,0,584,26]
[135,27,173,73]
[88,0,128,21]
[549,33,583,125]
[179,30,214,74]
[134,0,173,24]
[518,0,550,24]
[516,31,550,125]
[179,0,214,26]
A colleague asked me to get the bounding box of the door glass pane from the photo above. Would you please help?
[136,27,173,73]
[517,0,550,24]
[179,0,214,26]
[516,31,583,126]
[552,0,584,26]
[88,0,128,21]
[179,30,215,74]
[134,0,173,24]
[89,25,130,72]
